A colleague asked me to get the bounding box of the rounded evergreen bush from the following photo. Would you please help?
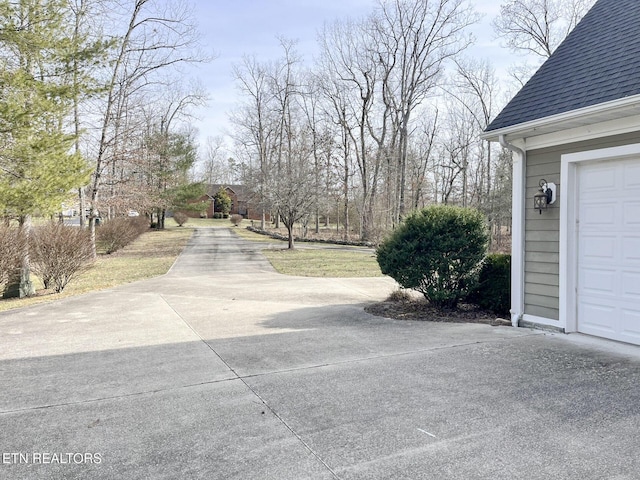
[376,205,488,309]
[468,254,511,315]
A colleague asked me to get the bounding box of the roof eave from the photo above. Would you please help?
[482,95,640,143]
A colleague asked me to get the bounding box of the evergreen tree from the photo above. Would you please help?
[0,0,95,297]
[213,187,232,216]
[142,129,201,229]
[168,182,209,215]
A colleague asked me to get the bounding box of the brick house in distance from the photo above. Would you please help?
[194,184,264,220]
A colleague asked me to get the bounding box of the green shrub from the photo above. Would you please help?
[468,254,511,315]
[376,205,488,309]
[30,223,94,293]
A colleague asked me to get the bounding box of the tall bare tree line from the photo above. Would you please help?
[230,0,498,244]
[228,0,594,247]
[1,0,595,257]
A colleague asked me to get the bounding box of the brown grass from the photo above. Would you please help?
[0,227,193,312]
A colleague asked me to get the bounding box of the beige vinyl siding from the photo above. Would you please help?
[524,145,561,319]
[524,131,640,321]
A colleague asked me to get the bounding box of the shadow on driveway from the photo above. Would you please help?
[1,227,639,479]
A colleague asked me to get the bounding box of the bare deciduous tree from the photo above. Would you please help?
[318,17,381,241]
[406,111,439,210]
[231,54,278,229]
[87,0,205,254]
[314,66,356,240]
[493,0,595,59]
[201,135,236,185]
[266,131,317,249]
[372,0,478,222]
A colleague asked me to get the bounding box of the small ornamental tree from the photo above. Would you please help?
[376,205,489,309]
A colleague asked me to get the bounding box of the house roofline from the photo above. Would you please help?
[207,184,243,195]
[482,94,640,142]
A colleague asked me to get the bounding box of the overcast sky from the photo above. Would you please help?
[188,0,516,150]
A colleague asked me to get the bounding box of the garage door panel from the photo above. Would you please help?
[623,202,640,225]
[580,203,617,227]
[580,165,617,190]
[579,234,617,261]
[623,163,640,188]
[579,267,617,295]
[622,237,640,263]
[622,272,640,298]
[621,309,640,341]
[579,302,618,335]
[577,156,640,345]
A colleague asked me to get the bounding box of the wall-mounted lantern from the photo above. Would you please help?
[534,179,556,214]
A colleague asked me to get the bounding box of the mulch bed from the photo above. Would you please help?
[365,298,511,327]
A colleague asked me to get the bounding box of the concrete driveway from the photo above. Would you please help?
[1,227,639,480]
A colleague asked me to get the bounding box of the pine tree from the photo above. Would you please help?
[0,0,94,297]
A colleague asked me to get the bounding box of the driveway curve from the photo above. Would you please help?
[1,226,639,480]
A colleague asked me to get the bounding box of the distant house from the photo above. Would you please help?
[482,0,640,345]
[190,184,264,220]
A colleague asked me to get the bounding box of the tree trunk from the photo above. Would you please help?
[286,222,295,249]
[3,217,35,299]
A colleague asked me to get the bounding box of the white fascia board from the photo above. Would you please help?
[525,114,640,150]
[482,95,640,143]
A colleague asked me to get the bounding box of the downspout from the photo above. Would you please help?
[499,135,526,328]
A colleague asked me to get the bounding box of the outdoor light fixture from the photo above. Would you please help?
[534,179,556,214]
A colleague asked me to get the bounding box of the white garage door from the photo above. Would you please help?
[577,157,640,344]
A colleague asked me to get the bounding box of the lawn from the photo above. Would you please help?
[261,248,383,277]
[231,223,383,277]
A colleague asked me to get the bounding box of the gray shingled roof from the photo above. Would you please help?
[485,0,640,132]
